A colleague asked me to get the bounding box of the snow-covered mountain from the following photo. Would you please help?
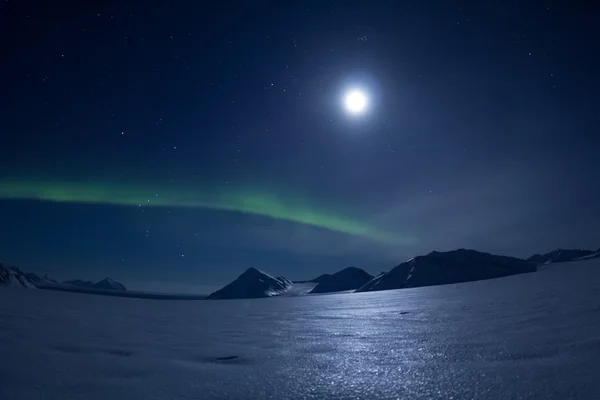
[24,273,58,286]
[309,267,374,294]
[63,279,95,288]
[92,277,127,291]
[208,267,292,299]
[61,278,127,291]
[573,250,600,261]
[0,264,36,288]
[1,263,127,292]
[357,249,536,293]
[527,248,600,265]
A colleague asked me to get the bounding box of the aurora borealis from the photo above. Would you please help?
[0,178,413,245]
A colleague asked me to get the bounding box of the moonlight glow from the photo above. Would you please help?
[343,89,368,115]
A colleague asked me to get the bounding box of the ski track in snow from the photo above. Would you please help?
[1,259,600,399]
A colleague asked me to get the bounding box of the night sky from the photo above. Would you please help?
[1,1,599,293]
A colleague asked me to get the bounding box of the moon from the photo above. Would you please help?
[343,89,368,115]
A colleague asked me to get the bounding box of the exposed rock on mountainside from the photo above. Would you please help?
[309,267,374,294]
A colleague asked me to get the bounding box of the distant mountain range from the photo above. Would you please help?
[63,277,127,291]
[0,265,127,293]
[208,249,538,299]
[527,248,600,265]
[208,247,598,299]
[356,249,535,292]
[2,246,599,299]
[24,272,58,285]
[62,279,94,287]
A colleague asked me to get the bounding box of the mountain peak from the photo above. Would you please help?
[339,266,362,273]
[93,277,127,291]
[208,268,292,300]
[309,266,374,294]
[241,267,262,276]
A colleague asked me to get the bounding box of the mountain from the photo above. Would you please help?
[208,267,292,300]
[0,264,36,288]
[309,267,374,294]
[573,250,600,261]
[527,249,599,265]
[357,249,536,293]
[292,273,331,284]
[24,273,58,285]
[92,277,127,291]
[62,278,127,291]
[63,279,95,288]
[1,263,126,291]
[311,274,332,284]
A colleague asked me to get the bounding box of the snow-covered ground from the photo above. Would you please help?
[1,259,600,399]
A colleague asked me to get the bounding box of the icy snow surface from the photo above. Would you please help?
[1,259,600,399]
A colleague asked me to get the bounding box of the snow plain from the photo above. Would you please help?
[1,259,600,399]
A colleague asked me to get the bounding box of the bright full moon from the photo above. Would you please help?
[343,89,368,115]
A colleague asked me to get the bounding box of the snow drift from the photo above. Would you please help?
[357,249,536,292]
[207,267,292,299]
[309,267,373,294]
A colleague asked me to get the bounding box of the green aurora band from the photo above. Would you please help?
[0,179,416,245]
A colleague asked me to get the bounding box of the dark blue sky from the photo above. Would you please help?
[1,1,599,293]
